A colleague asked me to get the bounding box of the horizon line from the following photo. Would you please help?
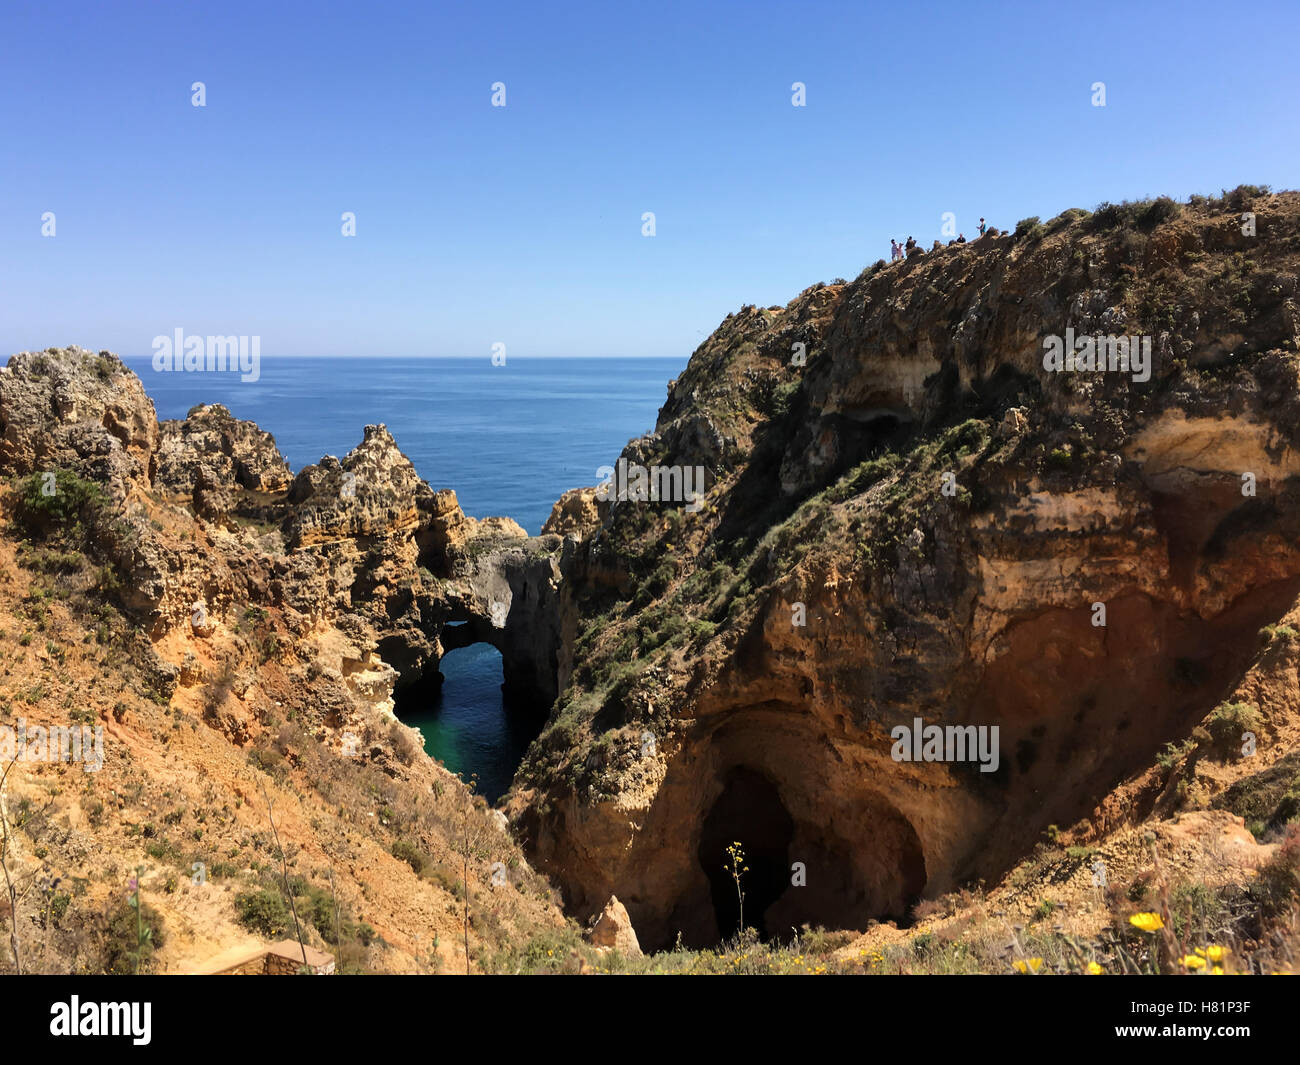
[106,353,689,360]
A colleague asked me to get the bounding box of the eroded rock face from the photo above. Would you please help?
[284,424,436,547]
[512,190,1300,950]
[156,403,292,495]
[543,487,604,537]
[0,347,158,500]
[0,352,569,739]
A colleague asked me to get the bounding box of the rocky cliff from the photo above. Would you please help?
[0,348,568,973]
[508,187,1300,954]
[5,186,1300,976]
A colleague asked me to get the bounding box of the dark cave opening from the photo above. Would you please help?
[697,766,795,942]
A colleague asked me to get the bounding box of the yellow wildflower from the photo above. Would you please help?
[1206,945,1226,962]
[1087,961,1103,975]
[1129,912,1164,932]
[1181,955,1206,970]
[1013,957,1044,973]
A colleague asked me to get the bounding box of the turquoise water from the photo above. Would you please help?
[127,356,685,801]
[395,642,536,803]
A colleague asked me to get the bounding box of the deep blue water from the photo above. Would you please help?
[125,356,685,802]
[124,356,683,535]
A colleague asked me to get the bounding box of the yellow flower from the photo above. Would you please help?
[1206,945,1226,962]
[1129,912,1164,932]
[1087,961,1103,975]
[1013,957,1044,974]
[1181,955,1206,970]
[1212,966,1224,976]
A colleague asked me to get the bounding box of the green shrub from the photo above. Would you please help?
[391,839,427,874]
[1260,624,1297,645]
[48,892,72,925]
[1204,702,1259,756]
[297,881,352,945]
[1091,196,1180,233]
[14,469,106,539]
[101,897,167,974]
[1225,184,1270,212]
[689,619,717,642]
[1013,216,1044,242]
[1091,201,1134,230]
[1250,821,1300,919]
[1136,196,1180,229]
[1157,738,1195,769]
[1045,207,1089,233]
[234,888,292,937]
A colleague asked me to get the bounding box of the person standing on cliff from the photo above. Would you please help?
[978,218,987,237]
[905,236,916,252]
[890,239,901,261]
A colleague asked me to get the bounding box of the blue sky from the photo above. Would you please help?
[1,0,1296,358]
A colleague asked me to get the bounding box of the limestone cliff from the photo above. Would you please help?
[0,348,567,974]
[508,187,1300,952]
[6,185,1300,976]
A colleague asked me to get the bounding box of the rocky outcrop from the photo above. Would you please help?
[441,532,568,709]
[0,347,157,500]
[0,351,569,757]
[587,895,642,954]
[156,403,292,495]
[512,189,1300,950]
[543,487,604,537]
[284,423,436,547]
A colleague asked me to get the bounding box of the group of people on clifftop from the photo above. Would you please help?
[890,217,988,261]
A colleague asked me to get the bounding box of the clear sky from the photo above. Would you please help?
[1,0,1296,359]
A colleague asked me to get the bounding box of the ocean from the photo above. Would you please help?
[124,356,686,801]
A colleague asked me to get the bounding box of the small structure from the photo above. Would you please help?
[194,940,335,975]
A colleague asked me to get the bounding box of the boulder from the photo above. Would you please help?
[587,895,641,955]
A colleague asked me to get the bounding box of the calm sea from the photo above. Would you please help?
[125,356,685,801]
